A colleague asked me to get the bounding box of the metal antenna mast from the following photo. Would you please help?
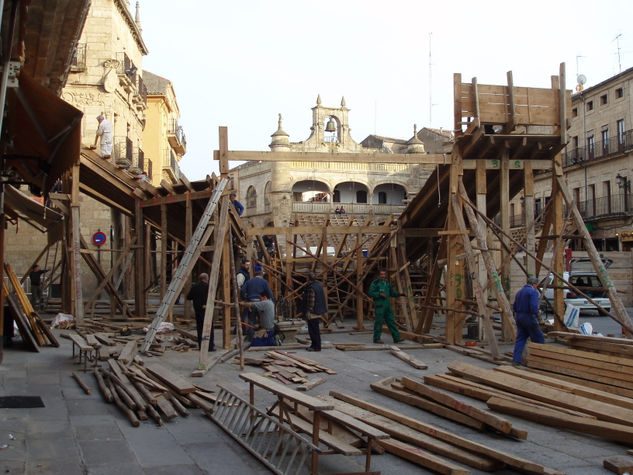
[614,33,623,73]
[428,32,433,127]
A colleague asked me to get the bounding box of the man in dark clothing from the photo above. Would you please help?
[186,273,215,351]
[29,265,49,311]
[368,269,404,344]
[230,192,244,216]
[240,270,273,339]
[236,260,251,289]
[512,276,544,365]
[302,273,326,351]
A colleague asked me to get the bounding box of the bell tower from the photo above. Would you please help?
[300,95,363,152]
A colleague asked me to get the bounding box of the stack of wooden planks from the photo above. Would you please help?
[526,340,633,393]
[242,349,335,385]
[327,391,561,474]
[91,359,219,427]
[438,360,633,444]
[370,375,526,439]
[3,264,58,350]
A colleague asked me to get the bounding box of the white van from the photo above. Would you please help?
[541,258,612,315]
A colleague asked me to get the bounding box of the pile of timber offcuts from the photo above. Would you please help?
[3,265,58,351]
[71,358,219,427]
[241,350,335,386]
[314,391,562,474]
[61,323,199,359]
[438,360,633,444]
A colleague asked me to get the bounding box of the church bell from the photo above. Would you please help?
[325,117,337,132]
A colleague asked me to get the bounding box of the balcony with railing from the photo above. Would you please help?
[167,119,186,155]
[70,43,86,72]
[162,149,182,182]
[292,201,405,215]
[562,128,633,168]
[508,192,633,229]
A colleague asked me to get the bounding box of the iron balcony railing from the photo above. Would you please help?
[70,43,86,71]
[168,119,187,148]
[292,201,405,215]
[563,128,633,167]
[508,192,633,228]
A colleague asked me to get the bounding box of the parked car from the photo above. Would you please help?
[541,258,612,315]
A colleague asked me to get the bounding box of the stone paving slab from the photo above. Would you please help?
[2,323,631,474]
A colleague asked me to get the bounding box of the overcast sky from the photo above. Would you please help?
[140,0,633,180]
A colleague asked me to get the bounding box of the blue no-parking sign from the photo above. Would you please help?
[92,231,107,246]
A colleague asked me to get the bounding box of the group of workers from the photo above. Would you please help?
[184,257,413,352]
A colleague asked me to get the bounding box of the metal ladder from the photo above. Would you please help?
[210,385,317,475]
[141,177,228,353]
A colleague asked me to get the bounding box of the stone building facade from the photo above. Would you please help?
[142,70,186,186]
[531,67,633,251]
[5,0,151,293]
[62,0,148,170]
[232,96,453,227]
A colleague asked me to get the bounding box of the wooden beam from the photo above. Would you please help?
[218,126,229,175]
[134,199,146,317]
[215,148,454,165]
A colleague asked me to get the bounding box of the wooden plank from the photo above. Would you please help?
[146,363,196,395]
[270,405,362,456]
[370,379,485,431]
[322,409,389,439]
[389,347,428,369]
[527,349,633,383]
[529,341,633,369]
[400,377,517,437]
[448,361,633,426]
[379,439,469,475]
[603,456,633,475]
[425,374,597,419]
[319,394,499,471]
[487,396,633,444]
[117,340,137,364]
[330,391,561,474]
[495,365,633,410]
[297,377,326,392]
[240,372,333,411]
[155,394,178,420]
[526,357,633,391]
[215,149,451,165]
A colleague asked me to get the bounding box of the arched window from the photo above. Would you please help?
[264,181,272,208]
[246,186,257,209]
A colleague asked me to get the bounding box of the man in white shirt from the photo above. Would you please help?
[92,114,113,159]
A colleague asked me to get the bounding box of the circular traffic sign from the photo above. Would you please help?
[92,231,107,246]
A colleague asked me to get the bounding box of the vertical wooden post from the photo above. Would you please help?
[551,74,565,330]
[70,164,84,323]
[221,229,231,348]
[445,154,463,345]
[355,228,364,330]
[160,203,167,302]
[0,180,6,361]
[219,126,229,176]
[183,192,193,322]
[475,159,489,342]
[499,151,512,341]
[524,161,536,278]
[134,199,146,317]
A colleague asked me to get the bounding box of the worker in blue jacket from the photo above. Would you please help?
[512,276,545,365]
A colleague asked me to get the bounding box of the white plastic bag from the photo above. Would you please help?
[51,313,74,328]
[563,304,580,329]
[143,322,174,334]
